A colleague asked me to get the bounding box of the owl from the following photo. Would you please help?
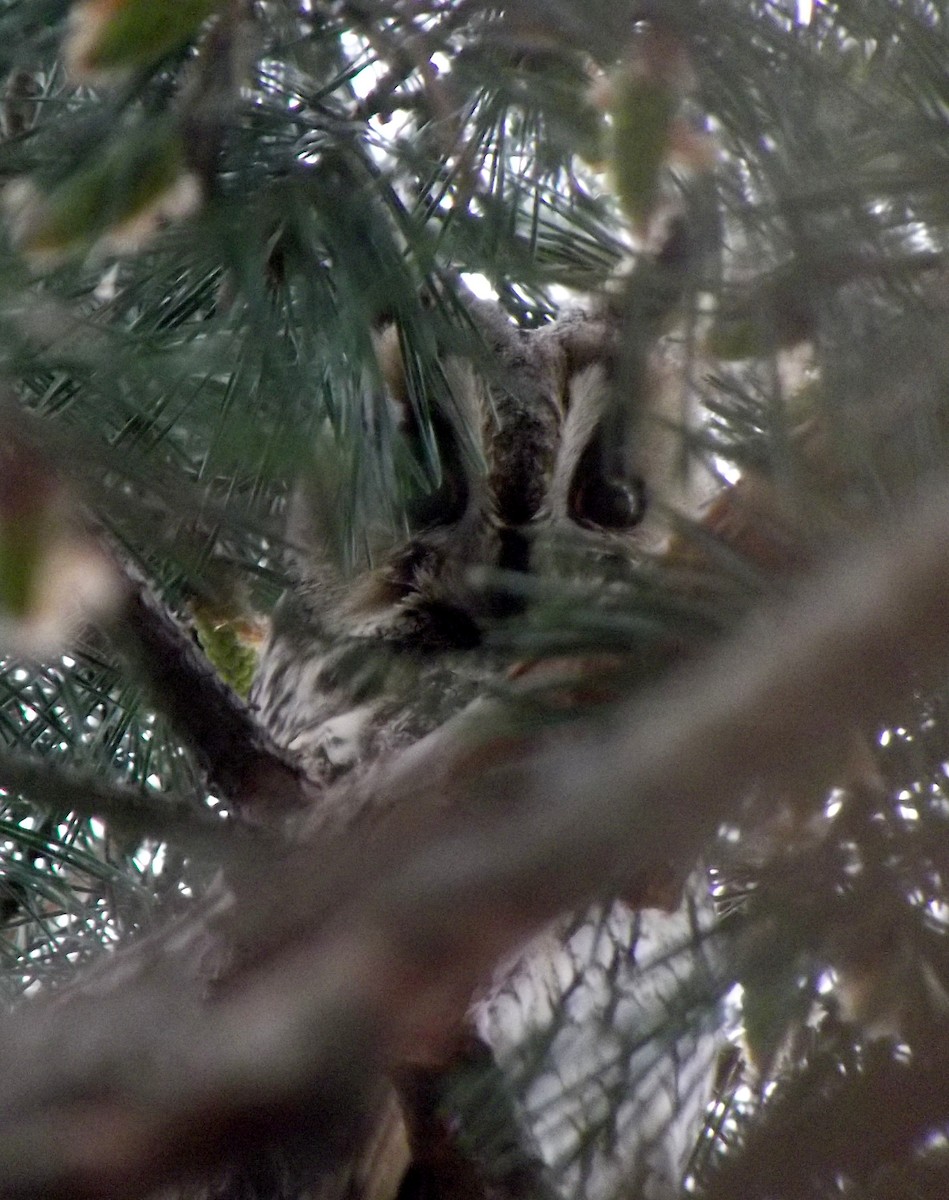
[249,240,724,1200]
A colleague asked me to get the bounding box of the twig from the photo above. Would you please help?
[2,466,949,1194]
[111,568,311,818]
[0,396,310,820]
[0,749,276,856]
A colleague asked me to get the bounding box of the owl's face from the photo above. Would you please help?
[343,307,651,655]
[251,291,677,785]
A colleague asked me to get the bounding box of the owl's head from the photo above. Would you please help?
[255,225,703,780]
[285,288,692,663]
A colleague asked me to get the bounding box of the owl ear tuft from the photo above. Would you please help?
[376,318,486,535]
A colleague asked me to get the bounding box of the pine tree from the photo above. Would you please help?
[3,1,949,1198]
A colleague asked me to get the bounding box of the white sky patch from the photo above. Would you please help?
[732,1082,757,1106]
[340,30,387,101]
[796,0,814,25]
[816,968,837,995]
[134,841,166,875]
[460,271,497,300]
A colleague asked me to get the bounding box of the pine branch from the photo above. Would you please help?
[4,457,949,1196]
[0,394,309,819]
[0,749,269,854]
[111,568,311,818]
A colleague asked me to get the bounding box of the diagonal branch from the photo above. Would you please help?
[111,567,311,818]
[0,749,278,855]
[2,464,949,1196]
[0,396,311,821]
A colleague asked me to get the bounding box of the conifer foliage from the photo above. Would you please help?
[2,1,949,1199]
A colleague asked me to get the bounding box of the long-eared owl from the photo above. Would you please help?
[250,239,723,1200]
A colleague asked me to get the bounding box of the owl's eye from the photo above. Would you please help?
[572,475,647,529]
[567,433,647,530]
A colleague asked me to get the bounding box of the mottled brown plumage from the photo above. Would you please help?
[249,248,722,1200]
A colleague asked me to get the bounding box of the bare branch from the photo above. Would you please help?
[0,467,948,1194]
[0,749,276,856]
[0,396,311,821]
[111,568,311,818]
